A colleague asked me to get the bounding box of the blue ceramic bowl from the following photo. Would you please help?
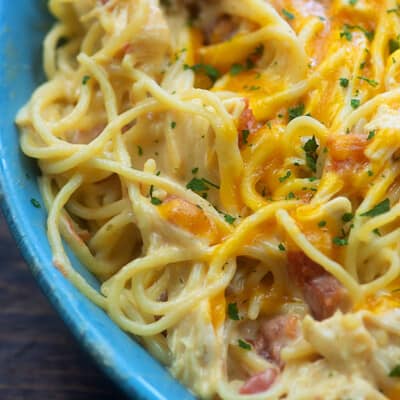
[0,3,195,399]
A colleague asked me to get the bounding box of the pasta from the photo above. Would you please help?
[15,0,400,398]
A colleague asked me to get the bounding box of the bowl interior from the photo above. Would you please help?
[0,2,195,399]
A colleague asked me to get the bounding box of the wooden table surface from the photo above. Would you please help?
[0,213,128,400]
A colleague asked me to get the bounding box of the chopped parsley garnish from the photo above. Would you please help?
[349,0,358,5]
[360,198,390,217]
[149,185,162,205]
[137,145,143,156]
[340,25,353,41]
[224,214,236,224]
[342,213,354,223]
[286,192,295,200]
[202,178,220,189]
[339,77,349,88]
[30,198,41,208]
[238,339,252,350]
[186,177,219,193]
[282,8,295,20]
[170,121,176,129]
[389,37,400,54]
[288,104,305,121]
[183,63,220,83]
[151,197,162,205]
[191,167,199,174]
[230,64,245,76]
[372,228,381,236]
[242,129,250,144]
[333,237,348,246]
[186,178,209,192]
[341,24,374,41]
[357,76,379,87]
[387,7,400,15]
[351,98,361,109]
[318,220,327,227]
[278,243,286,251]
[279,170,292,183]
[389,365,400,377]
[367,130,376,140]
[82,75,91,85]
[303,136,319,173]
[227,303,240,320]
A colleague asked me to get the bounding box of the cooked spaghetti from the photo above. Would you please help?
[16,0,400,398]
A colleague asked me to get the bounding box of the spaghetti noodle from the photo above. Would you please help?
[16,0,400,398]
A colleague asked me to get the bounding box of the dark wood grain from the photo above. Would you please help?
[0,214,128,400]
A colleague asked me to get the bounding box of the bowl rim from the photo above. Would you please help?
[0,3,195,400]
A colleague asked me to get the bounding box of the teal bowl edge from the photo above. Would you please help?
[0,2,195,400]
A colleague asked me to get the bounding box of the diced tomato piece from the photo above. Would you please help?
[239,368,278,395]
[287,252,349,320]
[254,315,299,364]
[238,98,261,145]
[287,252,326,287]
[304,275,348,321]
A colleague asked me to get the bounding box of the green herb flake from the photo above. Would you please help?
[230,64,245,76]
[186,178,209,192]
[318,220,327,227]
[339,77,349,88]
[389,365,400,377]
[372,228,381,236]
[286,192,295,200]
[341,24,374,42]
[303,136,319,173]
[278,243,286,251]
[279,170,292,183]
[224,214,236,224]
[227,303,240,320]
[151,197,162,205]
[367,130,376,140]
[340,26,352,41]
[351,98,361,109]
[333,237,348,246]
[202,178,220,189]
[387,7,400,15]
[242,129,250,144]
[349,0,358,5]
[171,121,177,129]
[82,75,91,85]
[360,198,390,217]
[191,167,199,174]
[184,63,220,83]
[238,339,252,350]
[282,8,295,20]
[357,76,379,87]
[288,104,305,121]
[342,213,354,223]
[30,198,41,208]
[137,145,143,156]
[389,38,400,54]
